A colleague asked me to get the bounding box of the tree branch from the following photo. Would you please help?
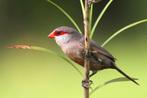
[83,0,91,98]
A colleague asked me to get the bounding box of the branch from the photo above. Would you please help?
[83,0,91,98]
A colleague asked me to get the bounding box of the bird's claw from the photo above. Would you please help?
[82,80,93,89]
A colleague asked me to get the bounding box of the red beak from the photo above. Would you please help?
[48,32,55,38]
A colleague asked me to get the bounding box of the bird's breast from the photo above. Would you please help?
[62,43,85,66]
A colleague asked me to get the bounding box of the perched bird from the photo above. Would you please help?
[48,26,139,85]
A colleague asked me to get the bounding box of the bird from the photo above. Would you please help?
[48,26,139,85]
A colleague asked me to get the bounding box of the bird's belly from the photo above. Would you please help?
[67,50,84,66]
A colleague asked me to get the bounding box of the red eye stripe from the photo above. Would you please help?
[48,31,69,38]
[54,31,68,36]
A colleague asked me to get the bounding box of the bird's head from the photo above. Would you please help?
[48,26,82,46]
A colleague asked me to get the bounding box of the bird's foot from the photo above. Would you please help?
[82,79,93,89]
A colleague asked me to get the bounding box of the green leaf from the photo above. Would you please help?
[47,0,82,34]
[90,0,113,38]
[90,77,138,95]
[80,0,85,17]
[102,19,147,47]
[89,4,94,31]
[8,44,82,76]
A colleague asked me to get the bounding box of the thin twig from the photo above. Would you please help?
[83,0,91,98]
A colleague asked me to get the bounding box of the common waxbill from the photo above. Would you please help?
[48,26,139,85]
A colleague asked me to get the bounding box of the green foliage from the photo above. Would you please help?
[80,0,85,17]
[101,19,147,47]
[90,0,113,38]
[89,4,94,31]
[8,44,82,76]
[90,77,138,95]
[47,0,82,34]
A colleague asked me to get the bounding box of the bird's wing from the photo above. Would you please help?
[91,40,116,61]
[80,37,116,62]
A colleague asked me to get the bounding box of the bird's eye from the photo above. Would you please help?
[55,31,61,35]
[54,31,62,36]
[55,31,68,36]
[56,31,61,35]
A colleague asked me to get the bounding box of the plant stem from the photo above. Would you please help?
[90,0,113,38]
[83,0,90,98]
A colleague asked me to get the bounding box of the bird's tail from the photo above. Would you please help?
[113,65,139,85]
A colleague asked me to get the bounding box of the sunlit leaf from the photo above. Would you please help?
[47,0,82,34]
[8,44,82,76]
[102,19,147,47]
[90,0,113,38]
[80,0,85,17]
[89,4,93,31]
[90,77,138,95]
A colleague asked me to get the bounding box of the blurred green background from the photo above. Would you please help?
[0,0,147,98]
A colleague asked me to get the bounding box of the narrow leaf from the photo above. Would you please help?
[80,0,85,17]
[8,44,82,76]
[89,4,94,31]
[90,77,138,95]
[47,0,82,34]
[102,19,147,47]
[90,0,113,38]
